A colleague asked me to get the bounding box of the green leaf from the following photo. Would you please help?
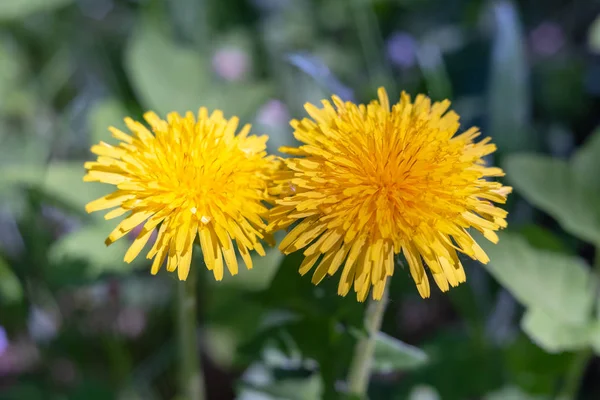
[488,0,531,152]
[517,225,572,254]
[408,385,441,400]
[521,308,596,353]
[217,248,284,291]
[88,99,128,146]
[263,375,323,400]
[125,19,270,120]
[571,127,600,191]
[0,0,72,21]
[504,154,600,244]
[482,232,595,324]
[49,222,141,276]
[0,162,109,217]
[484,386,549,400]
[588,15,600,54]
[505,334,573,394]
[372,332,429,372]
[240,365,323,400]
[0,256,22,304]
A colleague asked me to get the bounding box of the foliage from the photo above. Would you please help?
[1,0,600,399]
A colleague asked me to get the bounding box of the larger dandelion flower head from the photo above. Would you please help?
[269,88,511,301]
[84,108,278,281]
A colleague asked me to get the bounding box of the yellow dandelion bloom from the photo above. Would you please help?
[84,108,278,281]
[269,88,511,301]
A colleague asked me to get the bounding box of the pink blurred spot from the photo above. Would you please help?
[530,22,565,57]
[256,100,290,127]
[212,48,250,81]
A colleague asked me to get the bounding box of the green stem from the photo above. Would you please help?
[177,267,205,400]
[347,285,389,398]
[557,348,592,400]
[349,0,395,88]
[557,247,600,400]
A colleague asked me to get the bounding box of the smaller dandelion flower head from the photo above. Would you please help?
[268,88,511,301]
[84,109,278,281]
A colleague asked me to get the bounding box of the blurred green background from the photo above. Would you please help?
[2,0,600,399]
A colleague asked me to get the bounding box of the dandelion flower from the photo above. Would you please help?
[84,109,277,281]
[269,88,511,301]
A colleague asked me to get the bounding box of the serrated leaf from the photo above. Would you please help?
[488,0,531,152]
[521,308,595,353]
[372,332,428,372]
[482,232,595,324]
[0,256,22,304]
[0,0,72,21]
[504,154,600,244]
[125,19,270,120]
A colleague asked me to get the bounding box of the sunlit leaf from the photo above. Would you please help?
[588,15,600,54]
[484,386,549,400]
[521,308,596,353]
[408,385,441,400]
[218,248,284,291]
[0,0,72,21]
[0,256,22,304]
[482,232,595,324]
[361,331,428,372]
[571,127,600,191]
[49,222,141,276]
[504,154,600,244]
[125,19,270,120]
[0,162,108,217]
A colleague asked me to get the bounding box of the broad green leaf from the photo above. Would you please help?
[241,374,323,400]
[0,256,22,303]
[504,154,600,244]
[488,0,531,152]
[505,334,573,394]
[372,332,428,372]
[517,225,571,254]
[239,361,323,400]
[482,232,595,324]
[217,248,284,291]
[88,99,128,146]
[125,20,270,120]
[484,386,549,400]
[408,385,440,400]
[49,222,141,276]
[590,324,600,354]
[0,162,108,216]
[521,308,595,353]
[588,15,600,54]
[204,325,238,369]
[0,0,72,21]
[571,127,600,191]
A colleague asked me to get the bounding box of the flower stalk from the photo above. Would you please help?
[347,284,389,397]
[177,266,205,400]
